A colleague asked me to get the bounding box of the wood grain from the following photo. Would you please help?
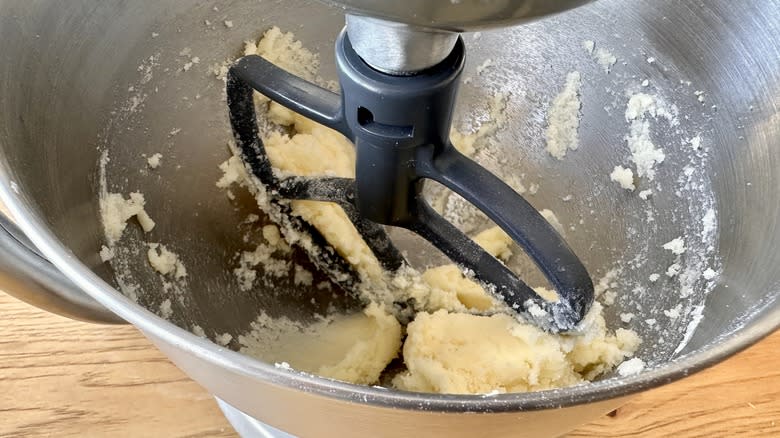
[0,290,778,437]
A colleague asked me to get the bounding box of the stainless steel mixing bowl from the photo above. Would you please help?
[0,0,779,436]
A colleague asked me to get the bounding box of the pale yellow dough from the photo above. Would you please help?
[100,191,155,244]
[233,27,641,393]
[393,303,641,394]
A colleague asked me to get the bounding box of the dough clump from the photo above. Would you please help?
[393,303,640,394]
[100,191,155,244]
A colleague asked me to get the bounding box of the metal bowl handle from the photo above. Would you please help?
[0,212,125,324]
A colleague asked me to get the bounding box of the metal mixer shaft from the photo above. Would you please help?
[334,0,594,74]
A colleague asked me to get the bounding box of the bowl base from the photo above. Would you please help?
[216,398,294,438]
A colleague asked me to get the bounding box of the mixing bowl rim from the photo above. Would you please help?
[0,175,777,413]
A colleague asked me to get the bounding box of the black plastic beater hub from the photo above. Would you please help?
[226,30,593,332]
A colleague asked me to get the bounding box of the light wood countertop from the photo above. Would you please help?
[1,291,778,437]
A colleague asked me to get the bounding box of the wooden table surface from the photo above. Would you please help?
[0,291,778,438]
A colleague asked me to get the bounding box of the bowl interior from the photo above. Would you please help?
[1,0,779,386]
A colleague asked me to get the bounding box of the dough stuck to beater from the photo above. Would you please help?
[228,27,641,395]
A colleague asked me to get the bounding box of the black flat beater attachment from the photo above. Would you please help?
[226,30,593,332]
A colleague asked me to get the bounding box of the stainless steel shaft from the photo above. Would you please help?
[320,0,594,31]
[339,0,593,74]
[345,16,458,75]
